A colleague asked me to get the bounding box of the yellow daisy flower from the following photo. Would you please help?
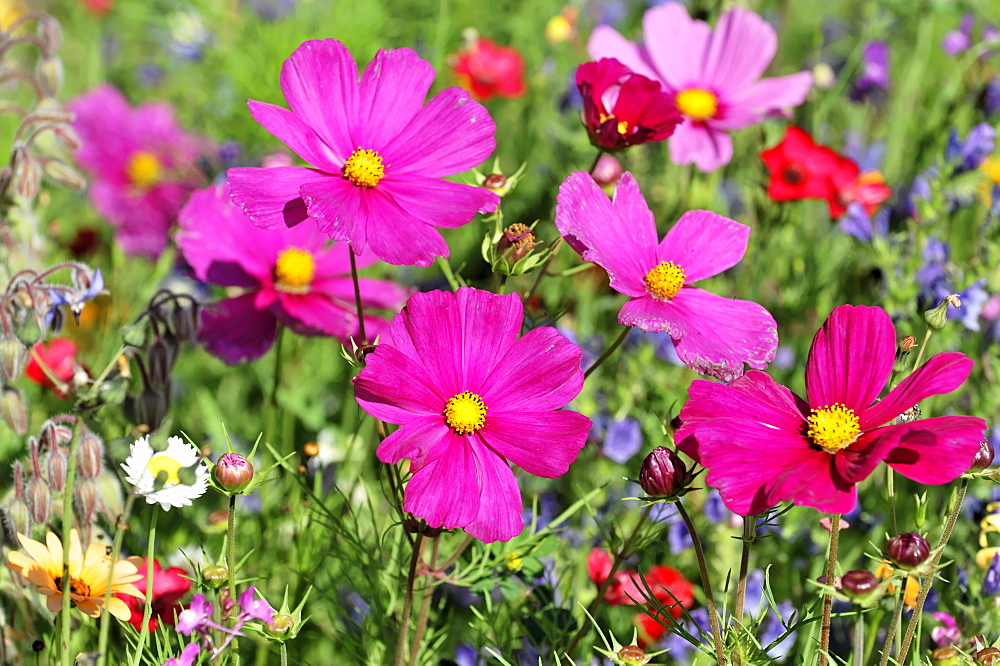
[4,529,144,621]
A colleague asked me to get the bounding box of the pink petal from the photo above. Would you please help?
[279,39,358,159]
[715,72,814,130]
[554,172,654,296]
[482,411,590,478]
[247,100,342,170]
[621,288,777,381]
[883,416,987,484]
[379,175,499,229]
[227,166,325,230]
[198,294,278,365]
[462,438,524,542]
[804,305,894,413]
[641,3,711,90]
[354,344,447,424]
[381,87,497,178]
[701,7,777,92]
[587,26,660,83]
[299,175,370,246]
[656,210,749,282]
[833,431,896,484]
[479,327,585,411]
[376,416,452,467]
[860,352,974,430]
[668,122,734,172]
[273,292,354,339]
[403,431,481,530]
[356,48,435,149]
[765,449,859,514]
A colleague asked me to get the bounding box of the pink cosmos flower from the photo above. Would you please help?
[176,184,408,364]
[588,4,812,171]
[353,287,591,542]
[227,39,500,267]
[676,305,986,515]
[70,84,206,258]
[555,171,777,381]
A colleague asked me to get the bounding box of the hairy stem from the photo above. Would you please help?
[677,501,727,665]
[394,534,425,666]
[818,513,841,666]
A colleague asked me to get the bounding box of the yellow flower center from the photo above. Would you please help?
[443,391,487,435]
[343,147,385,188]
[644,261,686,301]
[146,454,182,485]
[598,112,630,136]
[274,247,315,293]
[505,552,523,572]
[807,403,861,452]
[126,150,162,188]
[54,574,92,598]
[675,88,718,122]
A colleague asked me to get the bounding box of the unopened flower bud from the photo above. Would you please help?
[925,297,958,330]
[812,62,836,89]
[3,499,31,537]
[591,154,623,187]
[841,570,878,596]
[616,645,648,666]
[39,420,72,451]
[972,439,995,471]
[170,301,200,345]
[267,613,294,637]
[639,446,687,497]
[893,335,918,372]
[931,646,961,664]
[979,648,1000,665]
[36,57,63,95]
[496,223,539,263]
[898,336,918,353]
[42,159,85,190]
[213,453,254,493]
[483,173,507,192]
[125,386,169,433]
[886,533,931,570]
[74,479,101,525]
[46,446,67,492]
[95,468,124,522]
[202,565,229,588]
[146,338,177,389]
[1,386,28,435]
[0,336,29,382]
[27,477,51,525]
[77,428,105,480]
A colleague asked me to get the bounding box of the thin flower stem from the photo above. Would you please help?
[588,150,604,175]
[227,494,240,665]
[59,429,79,666]
[878,575,907,666]
[854,608,865,666]
[887,468,897,536]
[97,493,136,666]
[394,534,425,666]
[909,328,934,373]
[280,644,287,666]
[523,237,562,308]
[565,506,652,657]
[408,538,440,666]
[732,516,756,666]
[676,502,727,665]
[897,478,968,663]
[349,250,368,346]
[434,534,474,573]
[818,513,841,666]
[583,327,630,381]
[130,509,158,666]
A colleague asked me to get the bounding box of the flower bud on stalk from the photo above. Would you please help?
[591,154,624,188]
[27,476,51,525]
[924,295,960,330]
[76,427,105,480]
[886,532,931,570]
[267,614,294,637]
[893,335,917,372]
[496,223,539,263]
[931,646,962,665]
[979,647,1000,665]
[202,565,229,588]
[46,446,67,492]
[1,386,28,435]
[74,479,102,525]
[0,336,29,382]
[639,446,688,498]
[972,439,995,471]
[213,453,254,493]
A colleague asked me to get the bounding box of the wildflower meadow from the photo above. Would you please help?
[3,0,1000,664]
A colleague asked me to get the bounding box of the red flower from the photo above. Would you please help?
[450,37,526,101]
[117,558,191,632]
[25,339,80,398]
[587,548,694,622]
[576,58,682,152]
[828,163,893,218]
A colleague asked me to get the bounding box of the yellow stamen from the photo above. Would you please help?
[443,391,487,435]
[126,151,162,188]
[644,261,686,301]
[598,112,631,136]
[675,88,718,122]
[146,454,182,485]
[55,575,92,597]
[343,147,385,188]
[505,552,523,572]
[807,403,861,452]
[274,247,315,294]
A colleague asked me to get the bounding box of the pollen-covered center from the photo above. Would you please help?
[443,391,487,435]
[126,150,162,188]
[675,88,719,122]
[807,403,861,452]
[274,247,315,294]
[343,147,385,188]
[146,454,182,485]
[644,261,686,301]
[54,574,91,597]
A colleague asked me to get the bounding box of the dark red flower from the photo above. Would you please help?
[25,339,80,398]
[760,126,842,201]
[828,164,893,218]
[576,58,682,152]
[450,37,526,101]
[117,558,191,632]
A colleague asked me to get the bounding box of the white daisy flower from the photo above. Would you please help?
[121,435,209,510]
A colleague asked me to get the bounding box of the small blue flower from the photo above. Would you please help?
[602,418,643,464]
[839,203,888,242]
[983,553,1000,596]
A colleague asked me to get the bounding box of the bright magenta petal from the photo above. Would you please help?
[655,210,750,282]
[403,431,481,530]
[227,166,324,230]
[483,412,590,478]
[804,305,894,412]
[883,416,987,484]
[587,25,660,82]
[355,345,447,423]
[300,176,371,247]
[480,327,584,412]
[381,175,500,229]
[376,416,451,467]
[860,352,974,430]
[198,295,278,365]
[356,48,435,149]
[360,188,451,267]
[715,72,814,130]
[462,438,524,542]
[701,7,777,91]
[640,3,708,90]
[247,100,341,170]
[668,122,734,172]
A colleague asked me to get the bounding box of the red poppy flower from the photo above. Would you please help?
[25,339,80,398]
[117,558,191,632]
[576,58,682,152]
[450,37,526,101]
[760,126,841,201]
[828,164,893,218]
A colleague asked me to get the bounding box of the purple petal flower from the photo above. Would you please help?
[983,554,1000,596]
[163,643,201,666]
[175,594,213,635]
[945,123,996,172]
[238,586,277,624]
[850,41,890,100]
[602,417,643,464]
[839,203,889,242]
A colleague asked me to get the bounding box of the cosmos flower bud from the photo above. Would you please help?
[213,453,254,493]
[202,565,229,588]
[46,446,67,493]
[639,446,688,498]
[591,154,623,188]
[77,427,105,480]
[483,173,507,192]
[972,439,995,471]
[893,335,918,372]
[841,570,878,597]
[886,533,931,570]
[1,386,28,435]
[931,646,962,665]
[266,613,294,637]
[616,646,650,666]
[979,648,1000,665]
[0,336,29,382]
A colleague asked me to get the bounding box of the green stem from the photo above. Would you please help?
[394,534,425,666]
[407,538,440,666]
[130,509,158,666]
[733,516,755,666]
[565,506,652,657]
[97,493,136,666]
[588,150,604,175]
[909,328,934,372]
[878,575,907,666]
[349,251,368,345]
[59,428,80,666]
[227,494,240,665]
[280,644,287,666]
[436,256,461,292]
[897,478,969,663]
[676,502,727,665]
[583,327,630,381]
[854,608,865,666]
[887,468,897,536]
[818,513,841,666]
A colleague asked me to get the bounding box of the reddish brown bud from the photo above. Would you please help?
[302,441,320,457]
[617,645,647,665]
[931,646,961,664]
[972,439,995,471]
[840,570,878,598]
[978,648,1000,665]
[483,173,507,191]
[639,446,687,497]
[213,453,254,493]
[886,533,931,570]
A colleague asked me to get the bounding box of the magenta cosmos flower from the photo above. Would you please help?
[70,84,206,258]
[555,171,777,381]
[176,183,408,364]
[227,39,500,267]
[676,305,986,515]
[588,4,812,171]
[353,287,591,542]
